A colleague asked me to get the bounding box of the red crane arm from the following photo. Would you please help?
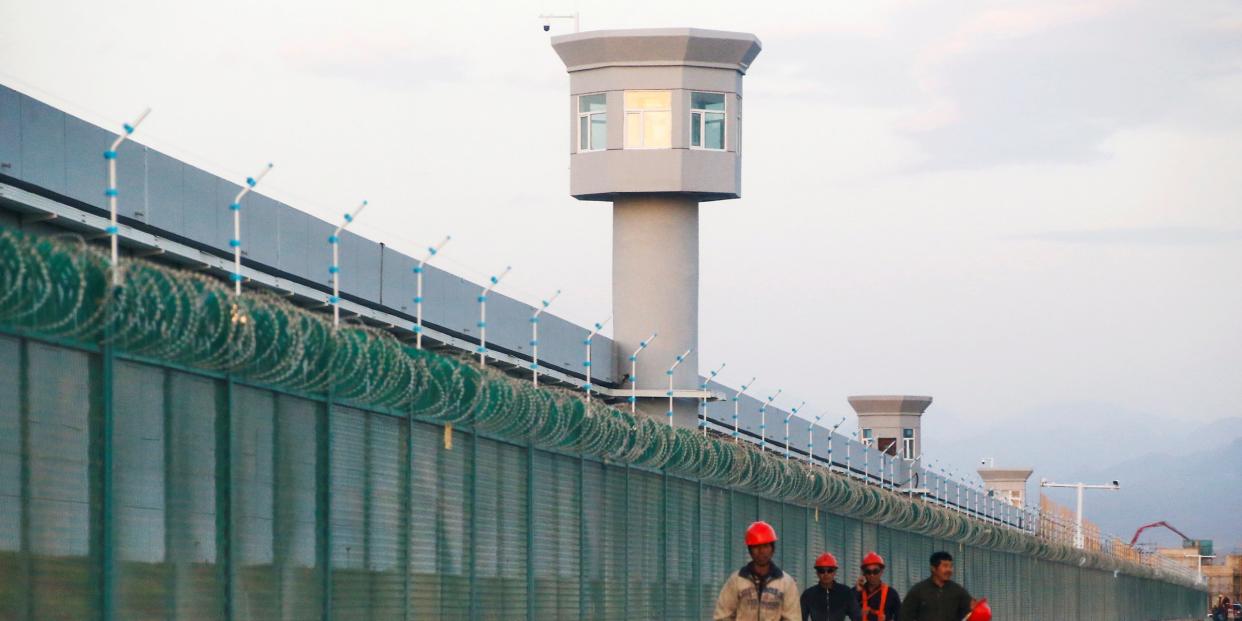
[1130,521,1193,546]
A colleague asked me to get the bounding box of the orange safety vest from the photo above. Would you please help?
[861,584,889,621]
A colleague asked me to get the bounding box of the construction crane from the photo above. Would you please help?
[1130,521,1193,546]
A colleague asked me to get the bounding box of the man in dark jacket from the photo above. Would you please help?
[801,552,862,621]
[900,551,977,621]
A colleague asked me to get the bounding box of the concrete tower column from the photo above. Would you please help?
[551,28,761,428]
[612,195,699,420]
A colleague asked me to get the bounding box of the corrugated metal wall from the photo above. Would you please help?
[0,332,1205,621]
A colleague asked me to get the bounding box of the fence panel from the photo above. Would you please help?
[0,333,1209,621]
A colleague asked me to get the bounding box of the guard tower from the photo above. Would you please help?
[848,395,933,459]
[551,29,761,428]
[978,466,1034,507]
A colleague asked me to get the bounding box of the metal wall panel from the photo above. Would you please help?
[306,218,334,290]
[62,115,107,211]
[0,86,22,178]
[378,245,416,313]
[337,230,381,303]
[116,140,146,221]
[19,97,66,195]
[146,149,185,233]
[182,164,219,246]
[241,193,280,267]
[275,204,308,277]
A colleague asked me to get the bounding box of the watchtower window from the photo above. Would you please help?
[578,94,607,152]
[690,92,726,150]
[623,91,671,149]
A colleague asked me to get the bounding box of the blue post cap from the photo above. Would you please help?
[105,226,119,235]
[489,275,499,284]
[583,360,591,367]
[229,203,241,211]
[246,177,256,187]
[412,325,422,333]
[230,273,243,282]
[529,363,538,370]
[529,317,538,324]
[413,296,423,304]
[427,247,438,255]
[529,339,537,346]
[477,321,486,328]
[413,266,423,274]
[328,265,339,274]
[328,235,339,244]
[627,396,636,403]
[105,188,118,197]
[343,213,353,222]
[628,355,636,362]
[123,123,134,134]
[103,150,117,159]
[229,239,241,248]
[477,295,487,303]
[476,346,487,354]
[329,295,340,303]
[665,370,673,376]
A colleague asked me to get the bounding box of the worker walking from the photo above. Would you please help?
[853,552,900,621]
[899,551,989,621]
[714,521,801,621]
[801,552,862,621]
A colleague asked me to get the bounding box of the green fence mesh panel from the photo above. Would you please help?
[0,226,1210,621]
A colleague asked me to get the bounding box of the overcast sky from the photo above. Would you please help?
[3,0,1240,472]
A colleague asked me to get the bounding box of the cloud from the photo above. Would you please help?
[1009,226,1242,245]
[902,0,1242,170]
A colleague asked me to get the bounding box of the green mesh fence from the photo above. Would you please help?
[0,226,1207,620]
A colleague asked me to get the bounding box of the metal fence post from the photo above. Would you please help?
[219,376,236,621]
[319,391,334,621]
[18,339,34,621]
[579,454,586,620]
[469,426,478,621]
[526,442,535,621]
[404,412,413,621]
[661,471,669,616]
[100,340,116,621]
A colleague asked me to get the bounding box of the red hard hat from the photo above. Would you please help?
[745,521,778,546]
[814,553,839,568]
[967,598,991,621]
[861,552,886,569]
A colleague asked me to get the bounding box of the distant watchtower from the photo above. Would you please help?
[551,28,762,427]
[848,395,932,459]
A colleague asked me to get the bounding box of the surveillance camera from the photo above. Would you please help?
[980,458,987,466]
[1112,480,1120,488]
[543,23,551,32]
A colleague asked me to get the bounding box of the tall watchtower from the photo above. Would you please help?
[551,28,761,427]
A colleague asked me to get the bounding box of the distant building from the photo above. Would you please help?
[848,395,931,459]
[1203,553,1242,604]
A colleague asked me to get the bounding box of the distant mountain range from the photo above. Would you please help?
[919,404,1241,553]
